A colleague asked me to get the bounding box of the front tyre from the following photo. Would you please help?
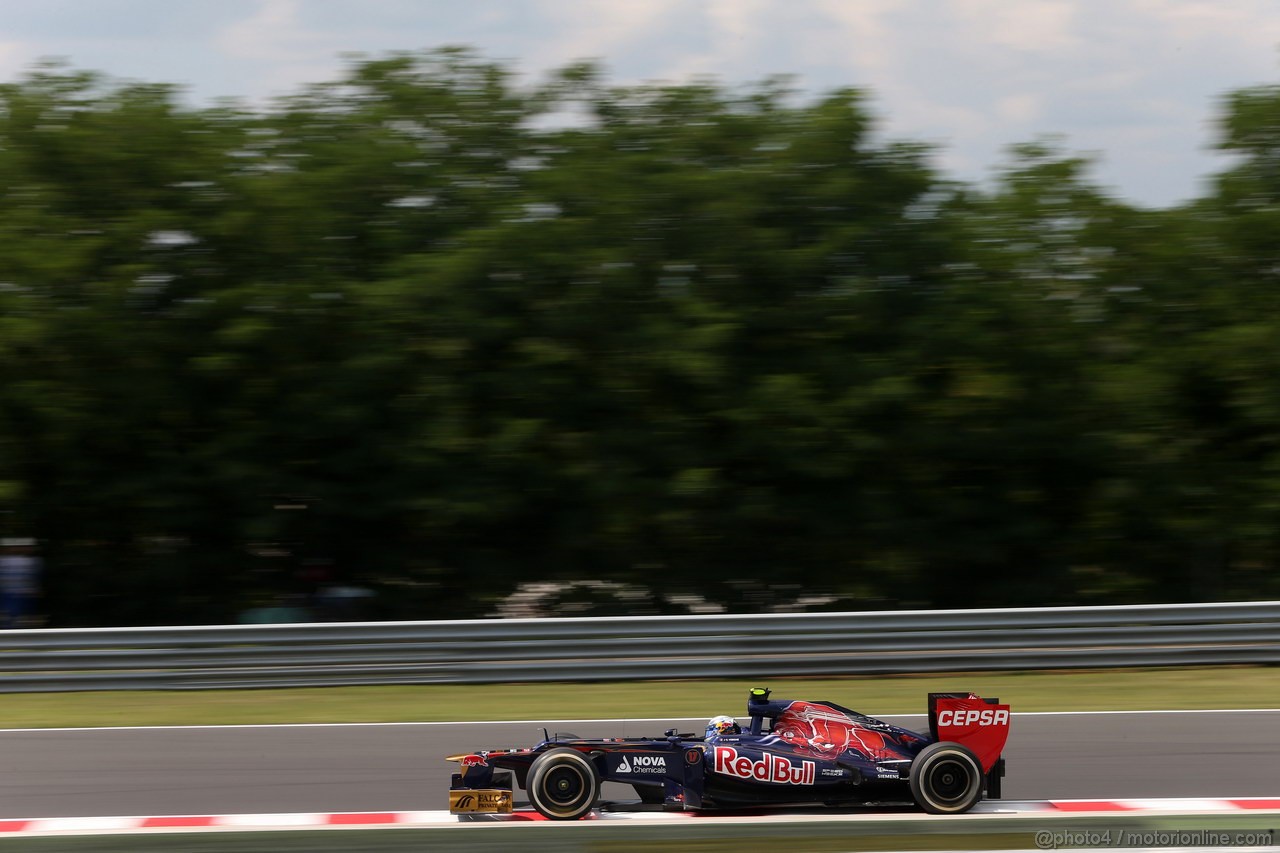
[909,742,984,814]
[527,748,600,820]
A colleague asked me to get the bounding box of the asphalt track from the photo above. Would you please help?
[1,710,1276,819]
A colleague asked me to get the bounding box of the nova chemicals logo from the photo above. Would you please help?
[713,747,815,785]
[615,754,666,774]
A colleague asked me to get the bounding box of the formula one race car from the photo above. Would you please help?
[447,688,1009,819]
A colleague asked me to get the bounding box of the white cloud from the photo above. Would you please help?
[212,0,351,100]
[997,93,1044,124]
[949,0,1082,52]
[0,40,40,82]
[0,0,1277,205]
[517,0,687,76]
[217,0,326,61]
[809,0,898,78]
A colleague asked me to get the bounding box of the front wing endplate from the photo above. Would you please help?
[449,788,514,814]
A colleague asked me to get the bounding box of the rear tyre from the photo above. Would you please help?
[527,748,600,820]
[909,742,984,814]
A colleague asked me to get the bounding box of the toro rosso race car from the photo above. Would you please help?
[447,688,1010,819]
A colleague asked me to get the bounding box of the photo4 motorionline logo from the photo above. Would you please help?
[1034,829,1274,849]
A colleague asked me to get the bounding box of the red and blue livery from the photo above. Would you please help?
[447,687,1010,819]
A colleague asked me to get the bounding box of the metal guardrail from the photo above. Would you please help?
[0,600,1277,692]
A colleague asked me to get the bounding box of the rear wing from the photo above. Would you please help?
[927,692,1010,777]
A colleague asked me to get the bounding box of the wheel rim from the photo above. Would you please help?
[926,757,972,804]
[543,765,588,809]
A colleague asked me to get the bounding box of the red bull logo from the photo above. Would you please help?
[459,754,488,767]
[713,747,815,785]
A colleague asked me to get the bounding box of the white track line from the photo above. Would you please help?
[3,800,1280,838]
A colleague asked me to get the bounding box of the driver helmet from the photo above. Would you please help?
[705,715,740,738]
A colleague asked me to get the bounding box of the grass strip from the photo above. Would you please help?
[0,666,1276,729]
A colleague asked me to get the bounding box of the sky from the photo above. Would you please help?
[2,0,1279,208]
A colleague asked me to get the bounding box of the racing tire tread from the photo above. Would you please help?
[527,748,600,821]
[909,741,984,815]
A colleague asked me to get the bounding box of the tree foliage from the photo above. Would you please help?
[2,52,1279,625]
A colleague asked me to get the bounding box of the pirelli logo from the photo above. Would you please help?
[449,788,513,814]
